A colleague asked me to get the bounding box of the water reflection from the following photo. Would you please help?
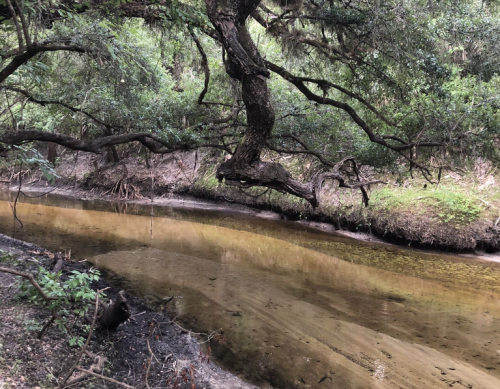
[1,194,500,388]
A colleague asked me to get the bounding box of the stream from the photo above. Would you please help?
[1,191,500,388]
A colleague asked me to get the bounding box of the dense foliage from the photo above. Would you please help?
[0,0,499,202]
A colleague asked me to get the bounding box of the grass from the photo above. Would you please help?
[369,184,483,225]
[188,161,500,250]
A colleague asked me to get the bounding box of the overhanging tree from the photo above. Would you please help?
[1,0,499,206]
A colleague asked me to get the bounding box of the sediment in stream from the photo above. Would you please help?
[2,194,500,388]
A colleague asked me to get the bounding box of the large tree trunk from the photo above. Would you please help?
[205,0,322,205]
[106,145,120,163]
[206,0,273,168]
[47,143,58,166]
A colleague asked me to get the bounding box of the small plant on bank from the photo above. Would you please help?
[19,267,104,345]
[23,319,43,333]
[0,250,19,265]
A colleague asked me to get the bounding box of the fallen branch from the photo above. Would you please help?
[64,355,107,387]
[0,266,72,340]
[59,288,105,387]
[37,314,56,340]
[74,368,136,389]
[145,338,153,389]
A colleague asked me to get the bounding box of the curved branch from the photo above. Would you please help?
[288,75,400,128]
[5,0,24,52]
[3,87,116,130]
[188,28,210,105]
[0,40,86,84]
[0,266,58,302]
[0,130,178,154]
[217,155,384,208]
[267,132,336,168]
[0,129,236,156]
[265,60,445,153]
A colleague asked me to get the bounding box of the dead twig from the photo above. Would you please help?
[37,314,56,340]
[7,160,24,228]
[74,368,136,389]
[64,355,107,387]
[145,342,153,389]
[59,287,108,387]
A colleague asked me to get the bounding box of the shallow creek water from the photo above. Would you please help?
[1,193,500,388]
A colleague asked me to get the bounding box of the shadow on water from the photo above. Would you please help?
[2,191,500,388]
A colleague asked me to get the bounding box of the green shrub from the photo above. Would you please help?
[19,267,104,346]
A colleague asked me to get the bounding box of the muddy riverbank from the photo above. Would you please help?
[0,183,414,248]
[2,149,499,252]
[0,232,258,389]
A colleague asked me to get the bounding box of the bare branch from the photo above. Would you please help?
[265,60,445,160]
[73,368,136,389]
[15,0,31,48]
[0,41,86,84]
[3,87,117,131]
[60,288,103,388]
[5,0,24,53]
[0,130,178,154]
[188,28,210,105]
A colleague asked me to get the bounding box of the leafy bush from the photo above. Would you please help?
[19,267,104,346]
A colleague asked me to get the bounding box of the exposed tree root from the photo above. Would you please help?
[217,156,384,207]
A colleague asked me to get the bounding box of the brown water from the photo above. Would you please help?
[1,193,500,388]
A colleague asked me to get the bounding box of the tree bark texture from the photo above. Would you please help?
[47,143,58,166]
[203,0,385,206]
[206,0,274,167]
[205,0,329,205]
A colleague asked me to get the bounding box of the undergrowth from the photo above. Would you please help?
[370,185,483,225]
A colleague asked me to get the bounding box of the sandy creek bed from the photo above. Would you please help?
[1,191,500,388]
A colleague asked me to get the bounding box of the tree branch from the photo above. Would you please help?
[59,288,103,388]
[0,130,178,154]
[15,0,32,48]
[0,266,58,302]
[3,87,117,131]
[188,28,210,105]
[5,0,24,53]
[0,41,86,84]
[265,60,445,155]
[267,133,337,168]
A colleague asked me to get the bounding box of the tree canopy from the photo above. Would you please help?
[1,0,499,205]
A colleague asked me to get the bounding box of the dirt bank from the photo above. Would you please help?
[1,148,499,252]
[0,233,258,389]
